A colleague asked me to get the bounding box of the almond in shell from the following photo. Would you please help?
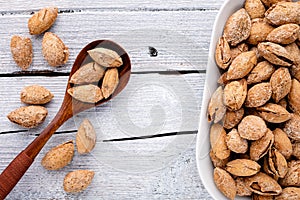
[257,103,291,123]
[10,35,33,70]
[101,68,119,99]
[292,142,300,160]
[7,105,48,128]
[261,0,292,7]
[226,129,248,154]
[258,42,294,67]
[76,119,97,154]
[63,170,94,193]
[273,128,293,159]
[236,177,252,197]
[222,108,244,129]
[207,86,226,123]
[70,62,106,84]
[230,43,249,60]
[244,0,266,19]
[247,18,274,45]
[42,32,69,67]
[250,129,274,161]
[227,51,257,80]
[41,141,74,170]
[225,159,261,177]
[67,84,103,103]
[279,160,300,187]
[210,123,230,160]
[88,47,123,68]
[209,149,230,168]
[288,79,300,115]
[270,67,292,103]
[238,115,267,141]
[266,148,288,179]
[267,24,300,45]
[28,7,58,35]
[245,172,282,196]
[247,61,275,85]
[265,2,300,26]
[284,114,300,141]
[245,82,272,108]
[223,79,247,111]
[213,167,236,200]
[215,37,232,70]
[274,187,300,200]
[223,8,251,46]
[20,85,54,105]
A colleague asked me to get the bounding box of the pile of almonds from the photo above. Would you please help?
[208,0,300,199]
[10,7,69,70]
[67,47,122,103]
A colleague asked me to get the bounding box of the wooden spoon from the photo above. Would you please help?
[0,40,131,199]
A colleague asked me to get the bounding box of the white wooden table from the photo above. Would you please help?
[0,0,225,199]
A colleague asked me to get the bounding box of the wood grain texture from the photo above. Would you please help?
[1,10,217,73]
[0,0,226,198]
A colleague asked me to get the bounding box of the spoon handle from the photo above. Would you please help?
[0,101,72,199]
[0,151,33,200]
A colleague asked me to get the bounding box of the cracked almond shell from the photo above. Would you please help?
[245,172,282,196]
[42,32,69,67]
[7,105,48,128]
[215,37,232,70]
[258,42,294,67]
[207,86,226,123]
[41,141,74,170]
[63,170,94,193]
[257,103,291,123]
[28,7,58,35]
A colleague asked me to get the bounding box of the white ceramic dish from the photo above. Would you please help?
[196,0,249,199]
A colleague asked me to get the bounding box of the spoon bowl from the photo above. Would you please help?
[0,40,131,199]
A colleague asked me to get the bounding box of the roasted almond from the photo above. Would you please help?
[68,84,103,103]
[101,68,119,99]
[76,119,97,154]
[20,85,54,105]
[41,141,74,170]
[10,35,33,70]
[63,170,94,193]
[257,103,291,123]
[88,47,123,68]
[238,115,267,141]
[70,62,106,84]
[223,79,247,111]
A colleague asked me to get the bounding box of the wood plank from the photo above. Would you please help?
[0,0,224,13]
[0,132,211,199]
[0,10,218,73]
[0,73,204,136]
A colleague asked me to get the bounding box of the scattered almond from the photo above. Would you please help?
[10,35,33,70]
[42,32,69,67]
[63,170,94,193]
[20,85,54,104]
[41,141,74,170]
[88,47,123,68]
[76,119,97,154]
[28,7,58,35]
[7,105,48,128]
